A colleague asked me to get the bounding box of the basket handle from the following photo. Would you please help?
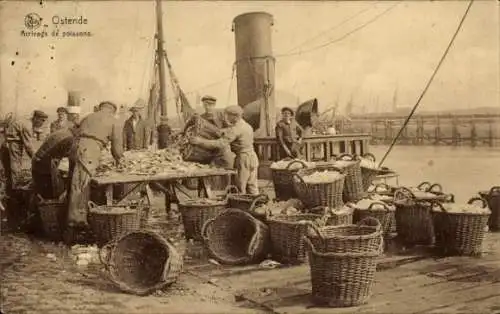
[285,159,308,170]
[417,181,432,191]
[201,216,217,243]
[357,216,381,232]
[88,201,98,209]
[374,183,390,193]
[248,194,270,214]
[367,201,390,212]
[428,183,443,194]
[362,153,376,162]
[306,222,324,240]
[99,242,115,269]
[488,186,500,196]
[431,201,446,213]
[292,173,307,187]
[444,193,455,203]
[394,187,416,202]
[467,196,487,208]
[36,194,44,203]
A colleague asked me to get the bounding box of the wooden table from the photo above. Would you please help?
[90,168,236,213]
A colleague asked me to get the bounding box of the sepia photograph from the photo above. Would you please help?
[0,0,499,313]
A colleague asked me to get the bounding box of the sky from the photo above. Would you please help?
[0,0,498,121]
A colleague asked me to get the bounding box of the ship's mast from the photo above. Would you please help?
[155,0,169,146]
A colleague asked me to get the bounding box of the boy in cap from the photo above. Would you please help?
[50,107,72,133]
[32,110,49,141]
[190,105,259,195]
[200,95,226,129]
[275,107,304,159]
[64,101,124,244]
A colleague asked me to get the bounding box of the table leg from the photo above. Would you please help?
[198,178,214,199]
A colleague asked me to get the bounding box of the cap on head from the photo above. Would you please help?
[98,101,118,112]
[224,105,243,117]
[201,95,217,104]
[281,107,295,116]
[56,107,67,114]
[33,110,48,120]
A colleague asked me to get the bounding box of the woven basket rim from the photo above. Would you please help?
[305,237,382,258]
[432,210,491,217]
[104,229,181,295]
[309,224,382,240]
[179,199,227,207]
[267,214,324,224]
[88,207,139,215]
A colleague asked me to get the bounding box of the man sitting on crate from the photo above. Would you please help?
[65,101,124,244]
[190,105,259,195]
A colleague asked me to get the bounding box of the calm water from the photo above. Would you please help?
[369,145,500,203]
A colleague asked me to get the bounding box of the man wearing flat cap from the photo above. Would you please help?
[190,105,259,195]
[275,107,304,159]
[200,95,226,129]
[123,99,150,151]
[50,107,73,134]
[0,110,47,232]
[64,101,124,244]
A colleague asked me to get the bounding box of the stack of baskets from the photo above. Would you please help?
[478,186,500,231]
[293,167,345,209]
[201,209,270,265]
[87,201,148,246]
[305,217,384,307]
[270,159,313,201]
[432,197,491,256]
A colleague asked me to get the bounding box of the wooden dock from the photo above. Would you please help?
[185,232,500,313]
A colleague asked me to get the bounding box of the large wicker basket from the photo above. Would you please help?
[308,217,383,253]
[293,168,345,209]
[304,236,383,307]
[36,194,65,241]
[201,209,270,265]
[334,154,365,202]
[87,201,144,246]
[271,159,311,201]
[432,198,491,256]
[267,214,325,264]
[352,201,396,236]
[178,198,227,241]
[393,187,440,246]
[478,186,500,231]
[99,230,183,295]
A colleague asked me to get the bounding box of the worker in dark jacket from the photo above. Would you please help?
[65,101,124,241]
[275,107,304,159]
[123,102,150,151]
[200,95,226,129]
[32,127,77,200]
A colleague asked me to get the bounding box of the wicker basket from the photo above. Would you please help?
[36,194,65,241]
[479,186,500,231]
[201,209,270,265]
[352,201,395,236]
[87,201,144,246]
[308,217,383,253]
[178,198,227,241]
[334,154,365,203]
[271,159,311,201]
[293,168,345,209]
[304,236,383,307]
[267,214,325,264]
[309,206,354,226]
[226,185,270,215]
[99,230,183,295]
[360,153,379,191]
[393,187,439,246]
[432,198,491,256]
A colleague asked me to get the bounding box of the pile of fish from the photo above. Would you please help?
[301,169,344,184]
[95,148,214,177]
[351,198,396,211]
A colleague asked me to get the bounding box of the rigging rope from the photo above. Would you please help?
[377,0,475,168]
[225,63,236,106]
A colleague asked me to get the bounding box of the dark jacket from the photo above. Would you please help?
[123,116,150,150]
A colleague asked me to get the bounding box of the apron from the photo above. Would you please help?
[66,137,102,226]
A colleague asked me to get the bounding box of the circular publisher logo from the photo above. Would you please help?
[25,13,42,30]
